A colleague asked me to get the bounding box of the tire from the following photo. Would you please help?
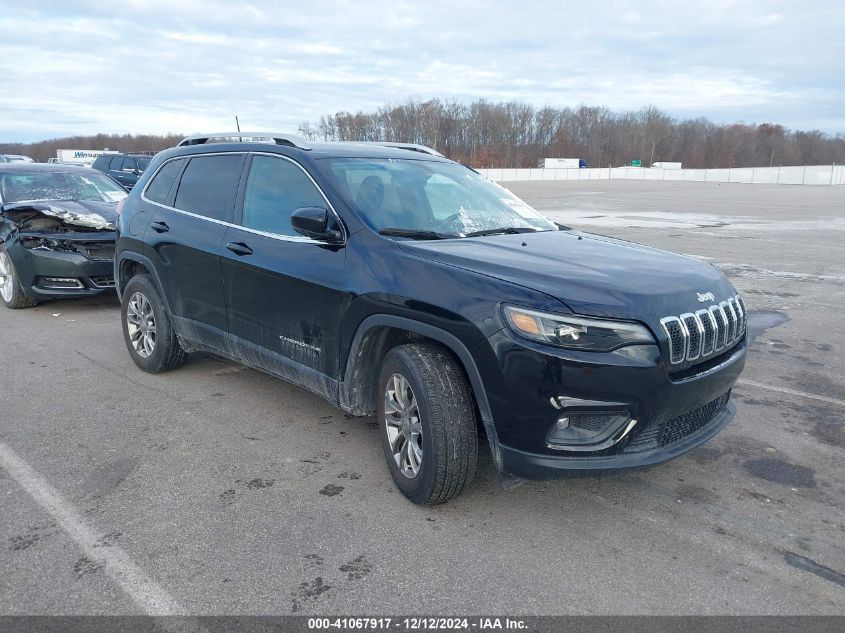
[377,343,478,504]
[121,274,186,373]
[0,246,37,309]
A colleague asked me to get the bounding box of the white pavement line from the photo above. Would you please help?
[0,441,184,615]
[737,379,845,408]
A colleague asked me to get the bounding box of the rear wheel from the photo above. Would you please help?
[377,343,478,504]
[121,274,186,373]
[0,247,37,309]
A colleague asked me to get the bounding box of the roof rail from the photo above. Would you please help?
[177,132,311,149]
[361,142,445,157]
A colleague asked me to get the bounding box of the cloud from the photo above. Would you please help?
[0,0,843,141]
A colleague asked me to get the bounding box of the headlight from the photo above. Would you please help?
[503,305,655,351]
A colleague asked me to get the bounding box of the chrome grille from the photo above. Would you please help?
[663,318,686,364]
[697,309,716,355]
[681,313,702,360]
[722,300,736,342]
[711,305,727,350]
[661,295,746,365]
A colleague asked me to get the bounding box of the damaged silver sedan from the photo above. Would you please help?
[0,164,126,308]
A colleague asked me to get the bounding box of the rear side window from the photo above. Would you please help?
[144,159,184,205]
[109,156,124,170]
[123,157,138,172]
[173,154,243,221]
[241,156,325,236]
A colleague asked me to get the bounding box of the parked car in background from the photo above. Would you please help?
[0,164,126,308]
[115,132,747,504]
[47,158,89,166]
[92,153,153,190]
[1,154,36,163]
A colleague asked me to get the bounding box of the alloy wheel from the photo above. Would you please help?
[126,291,156,358]
[0,252,13,303]
[384,372,424,478]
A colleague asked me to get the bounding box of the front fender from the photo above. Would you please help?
[340,313,504,472]
[115,250,169,311]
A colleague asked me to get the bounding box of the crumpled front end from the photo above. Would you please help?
[1,203,118,298]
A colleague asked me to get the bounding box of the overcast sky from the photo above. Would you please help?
[1,0,843,142]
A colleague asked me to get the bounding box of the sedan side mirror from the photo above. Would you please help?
[290,207,343,243]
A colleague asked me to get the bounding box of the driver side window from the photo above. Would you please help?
[241,156,325,237]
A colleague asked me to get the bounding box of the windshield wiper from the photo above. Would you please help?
[464,227,540,237]
[378,228,456,240]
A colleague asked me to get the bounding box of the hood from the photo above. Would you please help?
[398,230,736,323]
[1,200,118,230]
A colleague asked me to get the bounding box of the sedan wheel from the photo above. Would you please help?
[0,251,14,303]
[126,291,156,358]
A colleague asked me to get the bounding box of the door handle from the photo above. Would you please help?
[151,221,170,233]
[226,241,253,256]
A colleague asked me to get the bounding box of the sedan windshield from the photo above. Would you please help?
[323,158,557,237]
[0,171,127,204]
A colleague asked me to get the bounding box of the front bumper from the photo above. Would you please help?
[475,328,746,479]
[499,401,736,479]
[7,238,115,300]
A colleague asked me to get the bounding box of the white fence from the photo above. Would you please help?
[478,164,845,186]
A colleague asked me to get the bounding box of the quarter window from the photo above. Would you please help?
[144,159,184,205]
[241,156,326,236]
[173,154,244,221]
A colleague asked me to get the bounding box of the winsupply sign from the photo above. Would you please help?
[56,148,118,165]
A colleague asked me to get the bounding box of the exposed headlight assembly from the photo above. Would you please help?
[503,305,655,351]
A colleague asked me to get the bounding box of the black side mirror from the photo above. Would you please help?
[290,207,343,243]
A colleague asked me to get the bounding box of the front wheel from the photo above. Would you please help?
[377,343,478,504]
[0,247,37,309]
[121,274,186,373]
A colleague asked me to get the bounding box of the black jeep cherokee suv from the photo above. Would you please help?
[115,132,747,504]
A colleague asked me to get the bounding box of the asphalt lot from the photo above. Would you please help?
[1,180,844,615]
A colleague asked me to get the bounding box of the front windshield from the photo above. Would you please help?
[0,171,128,204]
[324,158,557,237]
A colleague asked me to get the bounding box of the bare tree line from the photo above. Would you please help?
[298,99,845,169]
[0,133,183,163]
[4,102,843,169]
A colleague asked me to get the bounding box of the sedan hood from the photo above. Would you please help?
[398,230,736,322]
[1,200,118,230]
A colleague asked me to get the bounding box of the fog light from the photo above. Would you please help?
[548,412,629,442]
[38,277,83,289]
[547,411,637,452]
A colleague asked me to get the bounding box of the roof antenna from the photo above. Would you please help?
[235,115,241,142]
